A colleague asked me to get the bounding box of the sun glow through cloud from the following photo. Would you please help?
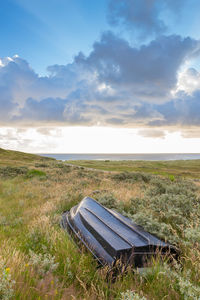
[0,127,200,154]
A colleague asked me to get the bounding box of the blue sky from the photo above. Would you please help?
[1,0,200,74]
[1,0,200,152]
[0,0,109,74]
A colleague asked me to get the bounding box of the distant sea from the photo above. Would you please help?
[40,153,200,161]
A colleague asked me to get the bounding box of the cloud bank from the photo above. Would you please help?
[1,0,200,132]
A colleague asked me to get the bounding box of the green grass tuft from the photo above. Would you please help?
[26,169,47,178]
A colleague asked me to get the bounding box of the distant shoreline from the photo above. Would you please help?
[39,153,200,161]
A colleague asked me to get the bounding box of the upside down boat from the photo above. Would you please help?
[61,197,177,268]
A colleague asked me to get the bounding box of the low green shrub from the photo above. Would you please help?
[56,163,72,173]
[95,175,200,247]
[149,177,197,196]
[34,163,49,168]
[120,291,147,300]
[112,172,151,183]
[122,177,200,245]
[94,192,117,209]
[29,250,59,277]
[0,166,28,178]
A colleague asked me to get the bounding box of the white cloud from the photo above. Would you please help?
[176,68,200,94]
[0,31,200,129]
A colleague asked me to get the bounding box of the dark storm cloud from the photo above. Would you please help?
[15,97,67,122]
[14,97,91,125]
[1,47,200,128]
[0,91,18,121]
[106,117,126,125]
[76,32,200,100]
[107,0,187,38]
[149,91,200,126]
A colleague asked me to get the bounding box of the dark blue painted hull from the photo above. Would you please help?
[61,197,177,268]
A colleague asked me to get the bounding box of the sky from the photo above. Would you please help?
[1,0,200,153]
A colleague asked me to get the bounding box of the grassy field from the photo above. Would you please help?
[68,159,200,179]
[0,148,200,299]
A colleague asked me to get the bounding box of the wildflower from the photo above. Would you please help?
[0,260,15,299]
[5,267,10,273]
